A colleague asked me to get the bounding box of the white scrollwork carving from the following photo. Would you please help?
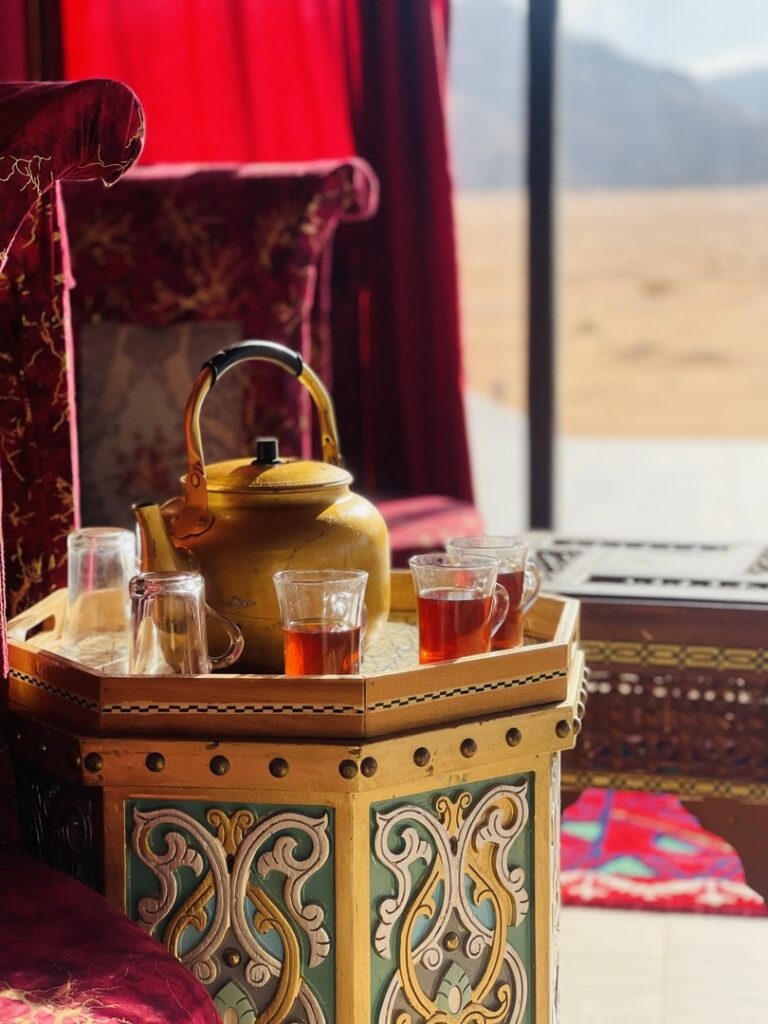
[462,783,530,928]
[254,812,331,967]
[130,825,202,927]
[297,984,326,1024]
[420,947,444,972]
[373,808,452,961]
[132,806,229,985]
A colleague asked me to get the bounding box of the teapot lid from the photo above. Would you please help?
[202,437,351,494]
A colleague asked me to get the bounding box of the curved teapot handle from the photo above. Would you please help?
[176,340,343,538]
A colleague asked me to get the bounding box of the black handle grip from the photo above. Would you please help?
[203,340,304,386]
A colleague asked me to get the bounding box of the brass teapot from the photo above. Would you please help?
[134,340,390,673]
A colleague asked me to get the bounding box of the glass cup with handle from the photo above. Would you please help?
[273,569,368,676]
[129,571,244,675]
[446,536,542,650]
[408,553,510,664]
[60,526,137,671]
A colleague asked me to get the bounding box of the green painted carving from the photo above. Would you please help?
[214,980,257,1024]
[125,798,334,1024]
[435,962,473,1015]
[370,774,535,1024]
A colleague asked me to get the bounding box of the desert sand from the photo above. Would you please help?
[455,186,768,437]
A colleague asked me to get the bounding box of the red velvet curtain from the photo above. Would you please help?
[339,0,472,501]
[60,0,473,502]
[0,0,28,80]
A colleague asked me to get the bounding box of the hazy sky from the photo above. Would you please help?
[561,0,768,76]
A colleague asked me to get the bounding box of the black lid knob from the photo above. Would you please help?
[254,437,279,465]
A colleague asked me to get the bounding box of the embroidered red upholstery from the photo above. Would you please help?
[0,79,219,1024]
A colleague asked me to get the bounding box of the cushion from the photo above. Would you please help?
[378,495,485,567]
[0,850,219,1023]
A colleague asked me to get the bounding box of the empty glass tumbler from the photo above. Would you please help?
[60,527,137,670]
[129,571,244,675]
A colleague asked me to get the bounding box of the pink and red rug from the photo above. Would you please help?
[561,789,766,915]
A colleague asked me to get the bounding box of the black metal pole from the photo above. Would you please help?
[527,0,558,529]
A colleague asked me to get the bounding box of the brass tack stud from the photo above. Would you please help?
[555,719,571,738]
[361,756,378,778]
[442,932,460,952]
[146,752,166,773]
[269,757,289,779]
[460,738,477,758]
[68,750,82,769]
[413,746,431,767]
[573,718,582,735]
[37,741,47,756]
[223,948,241,968]
[339,759,358,779]
[210,755,230,776]
[505,728,522,747]
[84,752,103,773]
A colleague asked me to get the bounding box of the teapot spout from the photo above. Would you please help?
[133,502,197,573]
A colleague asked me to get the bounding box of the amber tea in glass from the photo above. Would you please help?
[409,554,509,665]
[273,569,368,676]
[447,537,541,650]
[283,620,362,675]
[416,588,493,661]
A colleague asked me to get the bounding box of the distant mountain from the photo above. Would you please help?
[705,67,768,118]
[449,0,768,189]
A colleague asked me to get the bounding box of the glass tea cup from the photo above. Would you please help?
[446,536,541,650]
[129,571,244,675]
[60,527,137,670]
[409,553,510,665]
[273,569,368,676]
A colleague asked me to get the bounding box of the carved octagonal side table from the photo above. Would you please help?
[9,582,585,1024]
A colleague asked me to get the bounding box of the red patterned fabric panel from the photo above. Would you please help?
[63,159,378,459]
[0,80,144,615]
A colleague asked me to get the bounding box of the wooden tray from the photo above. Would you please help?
[7,570,579,739]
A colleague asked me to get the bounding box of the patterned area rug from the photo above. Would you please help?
[561,789,767,915]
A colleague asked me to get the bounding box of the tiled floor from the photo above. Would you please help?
[559,907,768,1023]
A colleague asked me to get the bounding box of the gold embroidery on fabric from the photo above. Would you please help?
[0,154,54,195]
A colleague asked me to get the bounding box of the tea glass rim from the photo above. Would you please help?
[409,552,501,570]
[446,535,528,555]
[130,570,204,595]
[273,569,369,586]
[68,526,135,549]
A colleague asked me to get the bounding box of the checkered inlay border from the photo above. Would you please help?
[102,701,364,716]
[10,665,566,718]
[9,668,100,712]
[369,669,566,712]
